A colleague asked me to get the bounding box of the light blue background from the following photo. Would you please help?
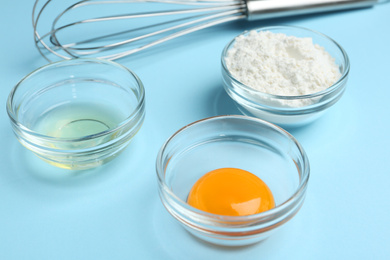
[1,1,389,259]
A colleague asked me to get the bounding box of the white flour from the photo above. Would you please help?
[225,30,341,107]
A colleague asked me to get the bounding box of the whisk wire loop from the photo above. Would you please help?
[33,0,247,61]
[33,0,382,61]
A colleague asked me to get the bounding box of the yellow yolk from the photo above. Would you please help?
[187,168,275,216]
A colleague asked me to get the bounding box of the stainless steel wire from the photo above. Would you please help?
[33,0,247,61]
[33,0,383,61]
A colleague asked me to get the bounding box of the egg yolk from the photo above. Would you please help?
[187,168,275,216]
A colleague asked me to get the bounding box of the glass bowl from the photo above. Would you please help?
[221,25,350,128]
[156,115,310,246]
[6,58,145,170]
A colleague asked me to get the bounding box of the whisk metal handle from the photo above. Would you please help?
[246,0,379,20]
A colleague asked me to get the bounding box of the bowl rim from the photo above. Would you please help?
[6,58,145,142]
[221,25,350,101]
[156,115,310,223]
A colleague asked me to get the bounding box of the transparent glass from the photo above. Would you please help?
[156,115,310,246]
[221,25,350,128]
[7,58,145,170]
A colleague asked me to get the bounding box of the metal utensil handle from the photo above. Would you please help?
[246,0,378,20]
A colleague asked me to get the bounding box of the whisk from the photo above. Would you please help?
[33,0,385,61]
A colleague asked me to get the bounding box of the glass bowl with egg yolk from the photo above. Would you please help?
[156,115,310,246]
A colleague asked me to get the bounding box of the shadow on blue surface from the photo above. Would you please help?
[0,128,148,199]
[212,86,241,116]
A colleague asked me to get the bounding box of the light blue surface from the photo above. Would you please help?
[1,1,389,259]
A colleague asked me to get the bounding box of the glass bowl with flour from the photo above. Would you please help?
[221,25,350,127]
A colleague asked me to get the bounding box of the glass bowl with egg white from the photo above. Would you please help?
[6,58,145,170]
